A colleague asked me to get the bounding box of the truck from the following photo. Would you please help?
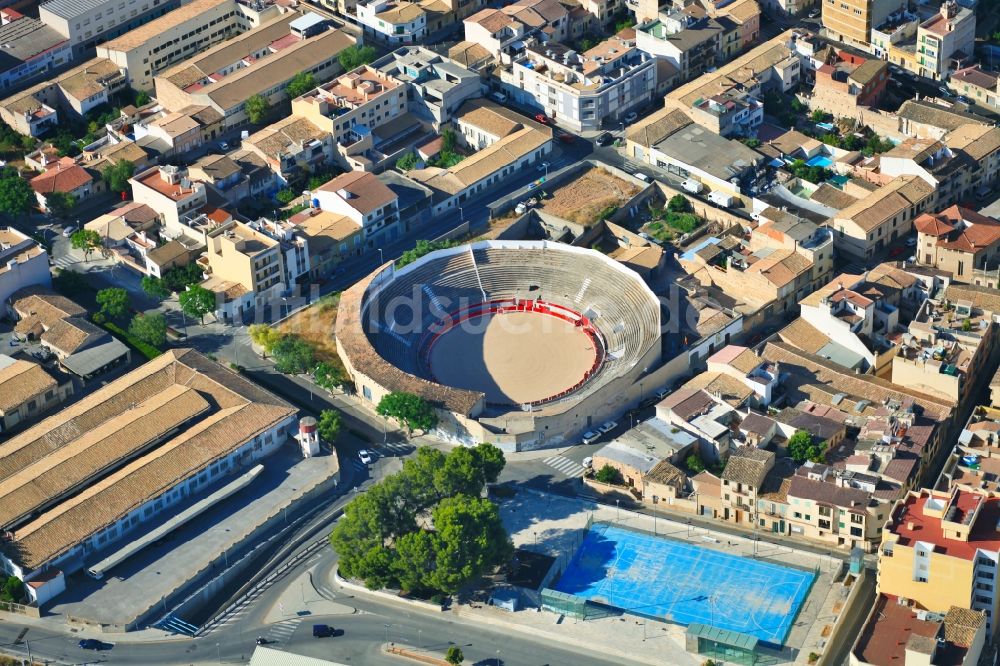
[708,190,734,207]
[681,179,703,194]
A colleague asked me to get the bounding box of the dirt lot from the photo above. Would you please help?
[277,294,344,371]
[539,167,640,226]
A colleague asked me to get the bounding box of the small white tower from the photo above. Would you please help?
[296,416,320,458]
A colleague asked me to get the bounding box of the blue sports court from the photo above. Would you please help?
[552,524,815,645]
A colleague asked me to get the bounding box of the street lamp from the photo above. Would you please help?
[687,517,692,539]
[384,623,391,646]
[377,247,384,265]
[616,498,620,521]
[497,649,501,666]
[541,162,549,179]
[418,629,422,649]
[458,206,465,225]
[217,642,221,664]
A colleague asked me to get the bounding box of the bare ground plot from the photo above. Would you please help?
[277,296,345,372]
[539,168,640,226]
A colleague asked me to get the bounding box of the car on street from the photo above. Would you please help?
[634,172,651,182]
[624,111,638,123]
[558,133,575,143]
[889,246,907,258]
[938,86,952,97]
[807,8,819,16]
[534,113,549,124]
[62,227,73,237]
[595,132,613,146]
[79,639,109,650]
[905,236,917,247]
[599,421,617,434]
[581,430,601,445]
[358,449,373,465]
[219,141,229,151]
[582,456,593,469]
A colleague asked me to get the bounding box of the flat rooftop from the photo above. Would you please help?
[101,0,232,51]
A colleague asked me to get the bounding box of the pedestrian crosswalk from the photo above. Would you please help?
[265,618,301,644]
[52,254,78,270]
[544,455,585,477]
[377,441,410,456]
[348,459,368,472]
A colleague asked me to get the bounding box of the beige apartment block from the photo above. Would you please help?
[914,206,1000,284]
[822,0,903,48]
[154,13,355,127]
[96,0,282,91]
[129,165,209,240]
[201,219,285,301]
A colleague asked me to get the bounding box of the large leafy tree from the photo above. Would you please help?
[96,287,129,320]
[179,284,215,324]
[245,94,270,124]
[45,191,76,219]
[102,159,135,193]
[161,263,203,293]
[0,168,33,216]
[376,391,437,436]
[71,228,102,261]
[787,429,826,463]
[285,71,316,99]
[317,409,342,443]
[331,443,509,594]
[141,275,170,300]
[128,312,167,347]
[271,334,314,374]
[427,495,511,594]
[313,360,346,390]
[338,45,376,71]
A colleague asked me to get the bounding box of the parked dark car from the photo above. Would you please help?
[78,639,111,651]
[596,132,614,146]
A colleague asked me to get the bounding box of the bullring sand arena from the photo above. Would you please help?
[426,310,600,405]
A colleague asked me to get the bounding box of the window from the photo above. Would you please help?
[979,557,995,567]
[977,595,992,604]
[977,582,993,591]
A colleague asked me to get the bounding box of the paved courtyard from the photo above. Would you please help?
[50,446,340,628]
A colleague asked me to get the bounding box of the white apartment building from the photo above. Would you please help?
[39,0,181,57]
[129,165,209,241]
[0,228,51,306]
[916,1,974,80]
[312,170,400,243]
[371,46,482,127]
[355,0,426,45]
[499,35,656,132]
[96,0,281,91]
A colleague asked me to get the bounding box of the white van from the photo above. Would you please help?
[490,91,508,104]
[708,191,733,207]
[682,179,703,194]
[635,172,651,183]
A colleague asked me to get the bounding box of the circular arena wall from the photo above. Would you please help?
[335,240,663,450]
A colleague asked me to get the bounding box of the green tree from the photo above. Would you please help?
[685,452,705,474]
[396,239,460,268]
[276,188,297,205]
[0,575,24,603]
[594,464,622,484]
[141,275,170,300]
[286,71,316,99]
[810,109,832,123]
[53,269,87,296]
[271,334,314,374]
[441,128,457,153]
[317,409,342,443]
[245,94,270,124]
[45,191,76,219]
[135,90,151,106]
[179,284,215,324]
[128,312,167,347]
[249,324,283,355]
[475,442,506,483]
[377,391,437,436]
[667,194,692,214]
[161,263,204,293]
[787,429,826,463]
[96,287,129,319]
[71,228,102,261]
[0,169,34,216]
[102,158,135,193]
[338,45,377,71]
[395,152,418,171]
[313,360,345,390]
[427,495,512,594]
[445,646,464,665]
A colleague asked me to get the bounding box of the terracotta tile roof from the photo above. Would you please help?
[2,349,296,570]
[317,171,396,215]
[778,317,829,355]
[944,607,986,648]
[684,372,753,408]
[917,205,1000,252]
[644,459,686,489]
[944,283,1000,314]
[30,162,92,194]
[951,65,998,91]
[787,474,870,510]
[626,108,691,148]
[0,359,57,415]
[740,411,775,435]
[11,288,86,337]
[721,447,773,487]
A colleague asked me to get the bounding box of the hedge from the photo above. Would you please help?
[101,320,162,360]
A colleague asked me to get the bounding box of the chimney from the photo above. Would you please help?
[907,521,915,530]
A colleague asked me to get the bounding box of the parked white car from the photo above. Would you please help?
[582,430,601,445]
[358,449,373,465]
